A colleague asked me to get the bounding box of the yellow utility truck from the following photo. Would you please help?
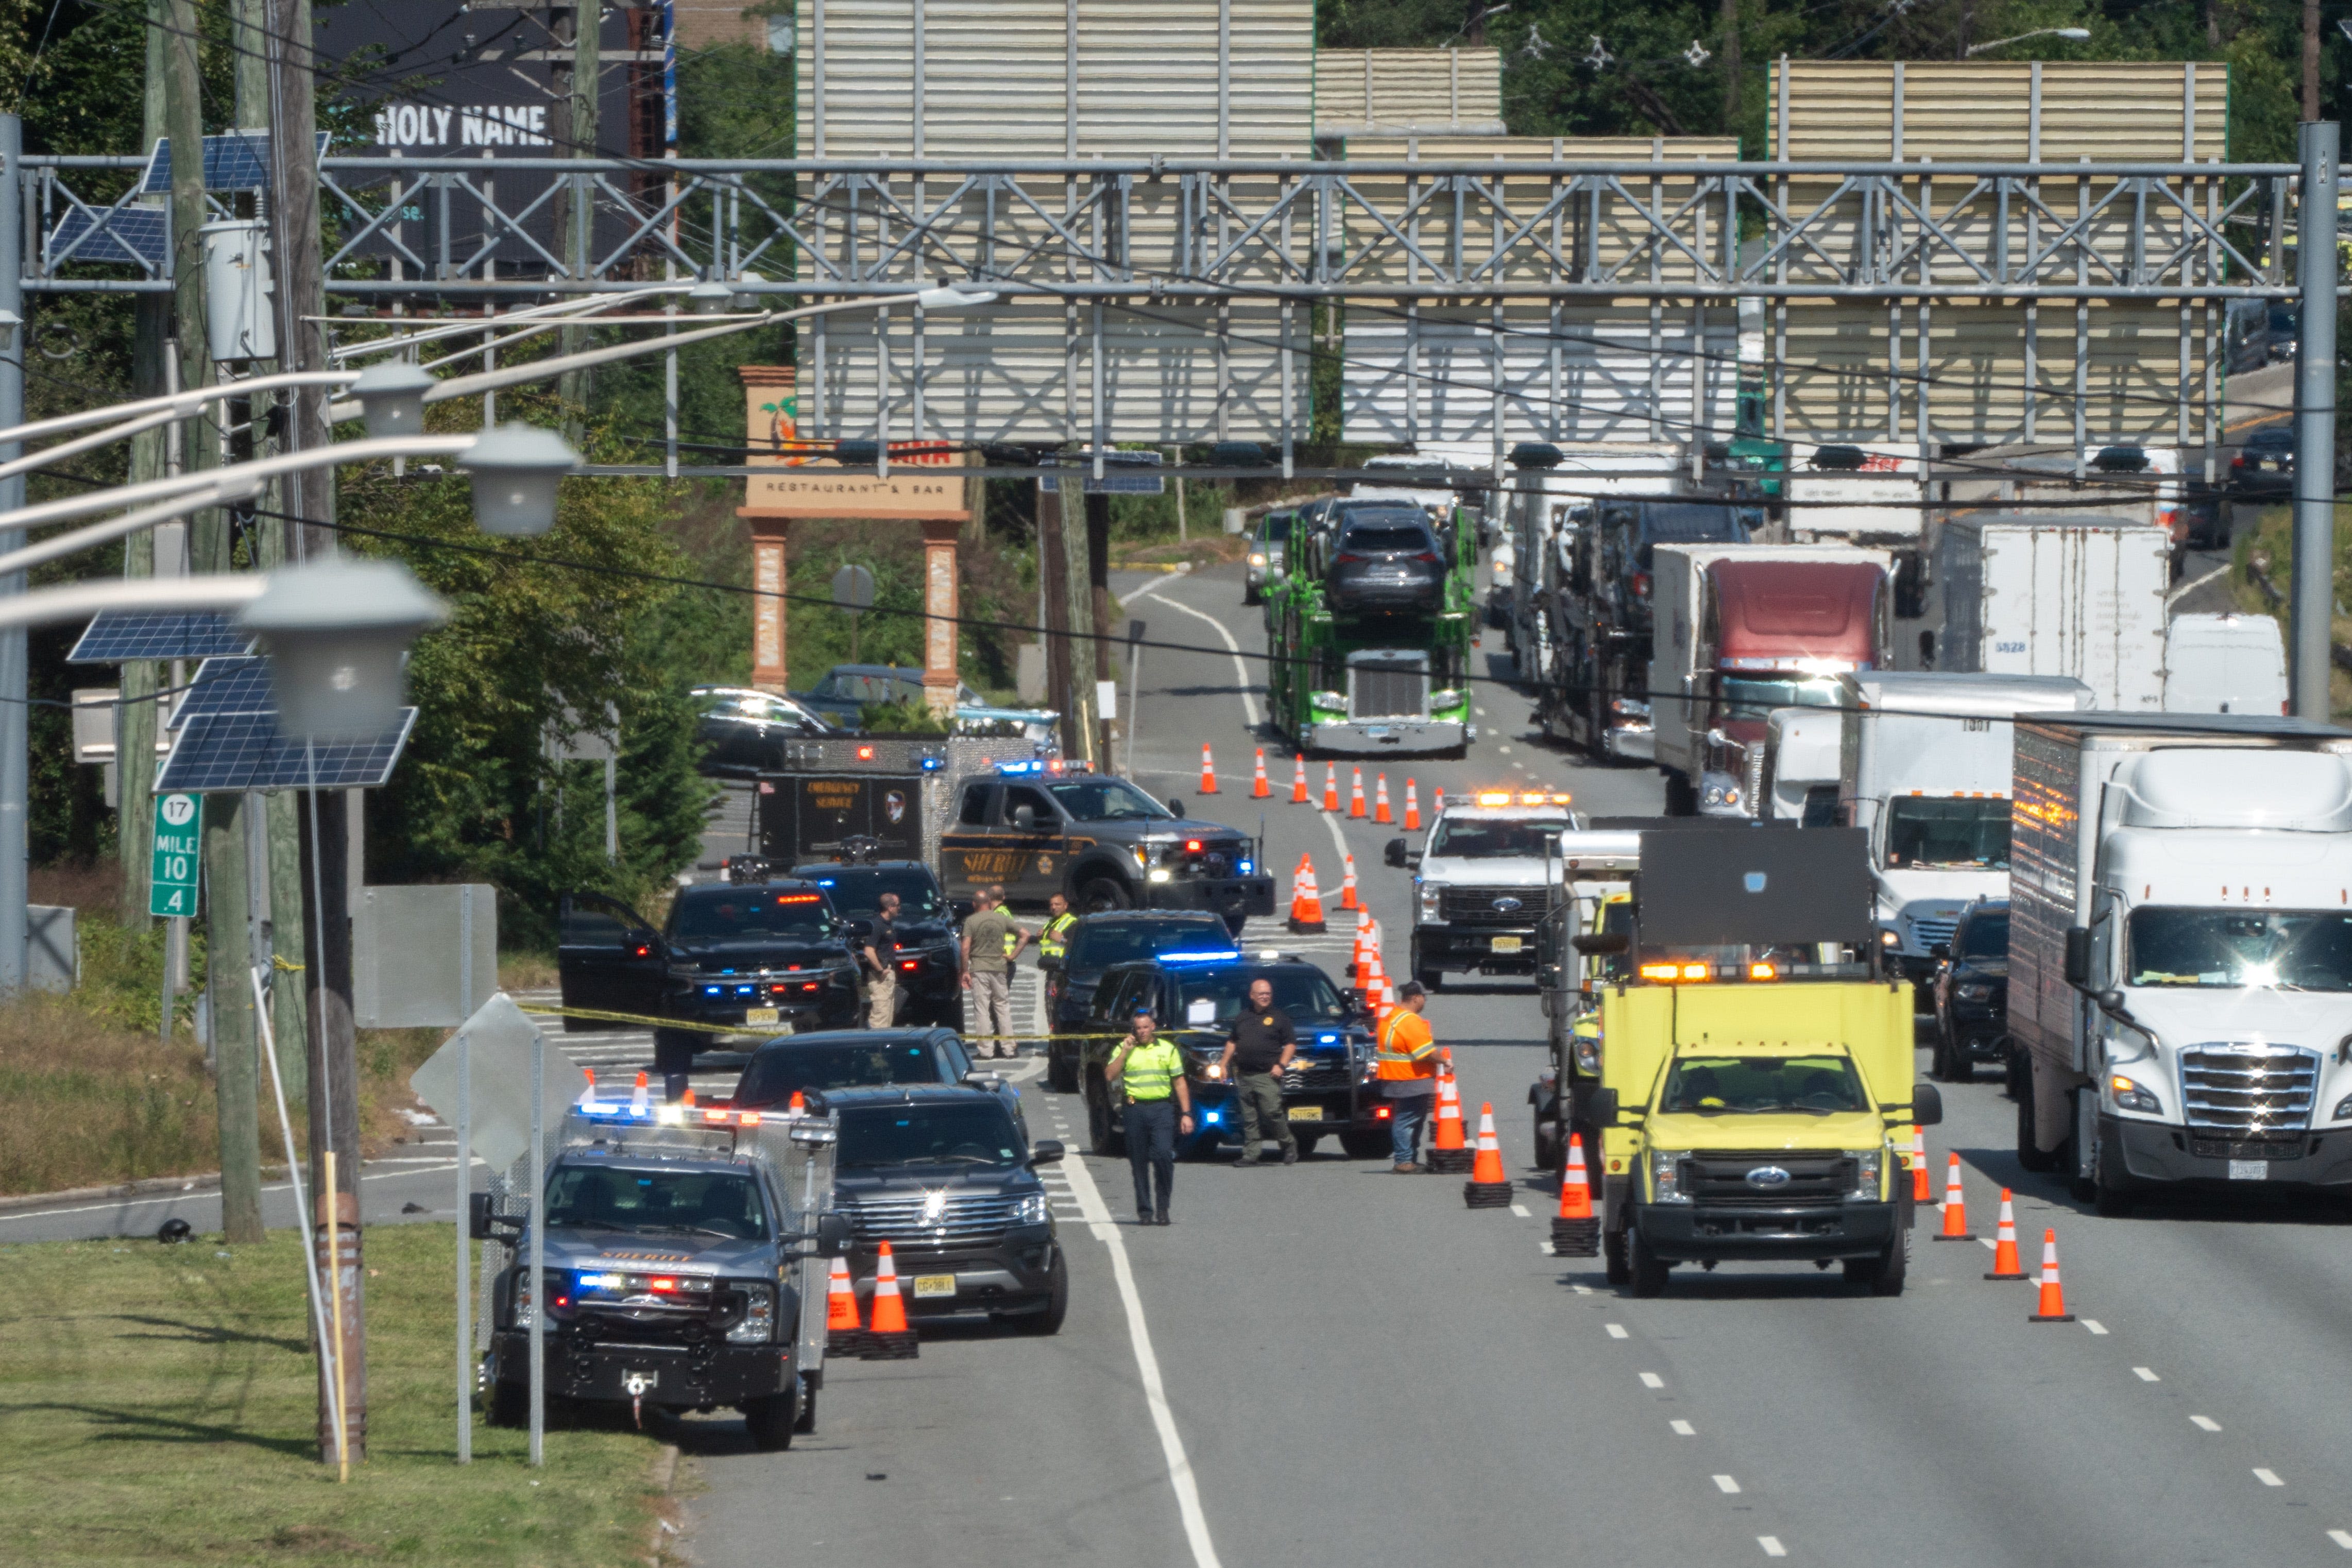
[1576,827,1940,1297]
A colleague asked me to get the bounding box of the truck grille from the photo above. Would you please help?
[1349,663,1427,720]
[1908,916,1957,953]
[1286,1055,1357,1092]
[2180,1044,2317,1133]
[844,1194,1017,1247]
[1439,885,1558,925]
[1680,1151,1856,1207]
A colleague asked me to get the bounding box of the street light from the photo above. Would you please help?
[686,281,735,317]
[348,362,436,441]
[238,558,449,740]
[461,422,581,536]
[1965,26,2089,54]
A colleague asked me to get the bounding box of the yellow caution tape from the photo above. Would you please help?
[509,1000,1133,1046]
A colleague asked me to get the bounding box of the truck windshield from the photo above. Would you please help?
[799,867,945,918]
[1659,1054,1868,1115]
[838,1102,1026,1168]
[2126,909,2352,990]
[736,1042,944,1104]
[543,1166,770,1240]
[1167,967,1352,1025]
[1428,817,1571,857]
[1884,797,2010,870]
[1719,678,1843,724]
[671,889,841,941]
[1632,503,1749,566]
[1048,777,1173,822]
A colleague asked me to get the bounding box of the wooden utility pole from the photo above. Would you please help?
[1720,0,1741,127]
[2306,0,2322,122]
[119,0,172,930]
[1084,493,1114,764]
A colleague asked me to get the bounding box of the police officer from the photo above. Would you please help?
[1106,1007,1193,1225]
[960,889,1024,1059]
[861,891,902,1028]
[1036,892,1077,973]
[1219,977,1298,1165]
[1376,981,1440,1172]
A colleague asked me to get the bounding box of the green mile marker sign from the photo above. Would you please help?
[149,792,202,918]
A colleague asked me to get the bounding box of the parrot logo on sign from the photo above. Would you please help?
[884,790,906,824]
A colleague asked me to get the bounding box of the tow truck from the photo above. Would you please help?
[1387,788,1580,988]
[478,1091,845,1447]
[1558,825,1940,1297]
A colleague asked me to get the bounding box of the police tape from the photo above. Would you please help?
[507,1000,1135,1045]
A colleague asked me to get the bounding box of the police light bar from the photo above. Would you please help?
[1475,791,1513,806]
[1160,949,1243,963]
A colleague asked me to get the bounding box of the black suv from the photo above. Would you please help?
[790,858,963,1027]
[1324,506,1448,617]
[559,881,863,1089]
[829,1086,1068,1332]
[728,1028,1028,1139]
[1044,910,1234,1093]
[1078,953,1387,1160]
[939,762,1273,928]
[1929,898,2009,1084]
[694,685,834,777]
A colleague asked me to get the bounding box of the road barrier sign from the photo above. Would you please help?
[149,792,202,917]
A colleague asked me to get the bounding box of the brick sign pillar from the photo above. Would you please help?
[921,518,960,715]
[739,365,798,693]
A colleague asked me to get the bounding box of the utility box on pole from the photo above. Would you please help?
[199,219,275,362]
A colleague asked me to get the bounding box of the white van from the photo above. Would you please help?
[2162,612,2288,714]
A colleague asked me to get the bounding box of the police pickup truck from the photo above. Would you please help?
[1387,789,1579,988]
[1077,949,1389,1160]
[478,1093,845,1448]
[940,759,1274,930]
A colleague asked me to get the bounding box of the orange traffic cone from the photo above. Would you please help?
[1199,743,1219,794]
[1287,855,1327,933]
[1349,766,1368,819]
[863,1240,921,1357]
[1464,1102,1512,1206]
[1374,773,1393,824]
[1910,1126,1931,1204]
[576,1068,599,1110]
[1251,748,1270,798]
[1434,786,1447,816]
[1985,1188,2027,1280]
[2029,1228,2075,1322]
[1350,909,1373,986]
[824,1256,869,1355]
[787,1089,807,1118]
[1552,1133,1600,1254]
[629,1070,650,1116]
[1340,853,1359,911]
[680,1085,697,1110]
[1429,1052,1470,1172]
[1323,763,1341,812]
[1935,1152,1974,1240]
[1404,778,1421,830]
[1290,754,1310,804]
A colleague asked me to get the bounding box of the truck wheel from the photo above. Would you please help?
[1086,1077,1126,1157]
[487,1377,529,1428]
[1014,1251,1070,1335]
[1532,1113,1562,1174]
[1603,1226,1632,1286]
[1628,1227,1670,1297]
[1663,772,1699,817]
[2014,1065,2059,1173]
[1046,1045,1079,1095]
[1339,1130,1391,1160]
[743,1388,798,1451]
[1294,1132,1322,1157]
[1078,876,1133,914]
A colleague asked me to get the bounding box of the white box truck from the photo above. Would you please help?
[1783,442,1932,616]
[2009,713,2352,1213]
[2163,612,2289,715]
[1759,707,1844,825]
[1934,514,2170,709]
[1835,672,2094,994]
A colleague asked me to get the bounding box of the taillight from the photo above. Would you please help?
[1411,551,1440,564]
[1335,552,1365,565]
[2231,454,2248,468]
[1632,572,1652,598]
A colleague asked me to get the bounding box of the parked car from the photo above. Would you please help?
[727,1027,1027,1138]
[693,686,835,777]
[2177,481,2229,551]
[1042,909,1234,1093]
[2229,425,2294,498]
[1322,508,1448,616]
[1929,898,2009,1084]
[794,664,1058,742]
[1246,510,1290,606]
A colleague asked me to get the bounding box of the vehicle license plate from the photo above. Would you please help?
[1490,935,1524,953]
[913,1274,958,1298]
[2228,1160,2269,1181]
[745,1008,780,1025]
[1286,1105,1324,1122]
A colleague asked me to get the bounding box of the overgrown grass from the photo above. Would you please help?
[0,995,220,1195]
[2225,501,2352,718]
[0,1224,672,1566]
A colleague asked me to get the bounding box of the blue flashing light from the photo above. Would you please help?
[733,984,756,997]
[995,760,1043,775]
[1203,1111,1222,1124]
[577,1271,623,1289]
[1317,1033,1338,1045]
[575,1102,654,1122]
[1160,950,1243,964]
[816,878,837,887]
[703,985,721,996]
[921,756,945,772]
[1238,859,1254,874]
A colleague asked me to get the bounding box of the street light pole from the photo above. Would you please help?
[2294,120,2340,722]
[0,114,25,996]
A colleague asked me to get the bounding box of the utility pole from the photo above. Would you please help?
[120,1,172,932]
[1037,470,1078,755]
[2306,0,2323,122]
[556,2,600,432]
[1085,492,1113,764]
[0,114,25,1000]
[1720,0,1741,128]
[1056,470,1098,763]
[2293,120,2339,723]
[269,0,365,1464]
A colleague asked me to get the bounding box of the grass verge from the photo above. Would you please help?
[0,1223,674,1566]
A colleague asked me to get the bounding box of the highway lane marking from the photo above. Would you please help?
[1714,1475,1742,1494]
[2134,1367,2161,1382]
[1758,1538,1787,1558]
[1978,1237,1997,1249]
[0,1160,468,1226]
[2329,1528,2352,1548]
[1128,580,1262,730]
[2083,1320,2108,1335]
[1670,1420,1695,1436]
[1640,1372,1665,1389]
[1510,1203,1532,1218]
[1056,1148,1224,1568]
[2256,1469,2286,1487]
[2168,559,2233,606]
[1605,1323,1630,1339]
[2191,1416,2222,1431]
[1570,1283,1592,1294]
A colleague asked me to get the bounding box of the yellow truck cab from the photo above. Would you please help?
[1575,826,1940,1297]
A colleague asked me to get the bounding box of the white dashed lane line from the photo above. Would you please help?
[2083,1319,2108,1335]
[1509,1203,1531,1218]
[1605,1323,1629,1340]
[2134,1367,2161,1382]
[1759,1537,1788,1558]
[1670,1420,1695,1436]
[2191,1416,2222,1432]
[2329,1528,2352,1548]
[1639,1372,1665,1390]
[2256,1469,2286,1488]
[1713,1476,1742,1495]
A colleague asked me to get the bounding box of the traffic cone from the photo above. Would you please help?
[1251,748,1270,798]
[1287,855,1326,933]
[1984,1188,2028,1280]
[1405,778,1421,831]
[1934,1151,1974,1240]
[824,1256,869,1356]
[787,1089,807,1118]
[1374,773,1393,824]
[1910,1126,1931,1204]
[681,1086,697,1111]
[1340,853,1359,911]
[576,1068,599,1110]
[1435,786,1447,816]
[1323,763,1341,812]
[863,1241,921,1358]
[629,1070,650,1116]
[1552,1133,1600,1255]
[1351,909,1373,986]
[1464,1102,1513,1207]
[1429,1052,1471,1173]
[2029,1229,2075,1322]
[1349,766,1368,819]
[1291,754,1310,804]
[1199,743,1219,794]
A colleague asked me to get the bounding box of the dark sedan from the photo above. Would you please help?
[727,1028,1028,1141]
[2229,425,2294,498]
[1043,910,1233,1094]
[1324,510,1448,617]
[694,685,833,777]
[1929,900,2008,1084]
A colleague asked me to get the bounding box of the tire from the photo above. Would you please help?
[2015,1061,2059,1173]
[1339,1129,1392,1160]
[1086,1077,1126,1157]
[1628,1226,1670,1297]
[743,1387,798,1451]
[1294,1132,1322,1157]
[487,1377,529,1428]
[1662,771,1699,818]
[1077,876,1134,915]
[1411,943,1443,991]
[1848,1231,1908,1296]
[1603,1226,1632,1286]
[1014,1251,1070,1335]
[1532,1113,1562,1174]
[1046,1045,1079,1095]
[793,1380,817,1434]
[1243,585,1260,606]
[652,1028,697,1082]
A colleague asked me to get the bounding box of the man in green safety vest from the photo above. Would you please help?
[1036,893,1077,972]
[1106,1007,1194,1226]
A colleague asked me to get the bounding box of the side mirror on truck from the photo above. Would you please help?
[1908,1084,1944,1127]
[1572,932,1631,956]
[468,1192,520,1242]
[2064,927,2092,987]
[1384,837,1408,868]
[1586,1087,1620,1127]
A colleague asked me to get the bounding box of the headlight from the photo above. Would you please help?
[1648,1148,1691,1203]
[2333,1093,2352,1122]
[2110,1075,2162,1115]
[1248,553,1267,567]
[1312,689,1347,711]
[1010,1192,1049,1226]
[513,1268,574,1328]
[726,1281,777,1343]
[1428,688,1464,709]
[1195,1055,1226,1081]
[1148,868,1173,883]
[1573,1033,1601,1074]
[1419,880,1445,920]
[1955,983,1993,1001]
[1845,1148,1883,1199]
[1879,929,1901,948]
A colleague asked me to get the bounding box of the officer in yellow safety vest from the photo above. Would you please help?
[1036,893,1077,972]
[1106,1008,1194,1225]
[1375,981,1439,1171]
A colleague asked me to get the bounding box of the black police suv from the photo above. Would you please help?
[829,1086,1068,1332]
[790,858,963,1028]
[559,881,863,1087]
[1044,910,1233,1094]
[1078,952,1388,1160]
[728,1028,1028,1141]
[1929,898,2009,1084]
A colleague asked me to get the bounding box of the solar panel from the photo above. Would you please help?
[157,707,418,793]
[167,656,274,729]
[141,131,332,195]
[46,207,167,269]
[68,611,257,665]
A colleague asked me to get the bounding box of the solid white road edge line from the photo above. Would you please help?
[2167,558,2231,606]
[0,1160,469,1225]
[1059,1146,1224,1568]
[1126,578,1262,731]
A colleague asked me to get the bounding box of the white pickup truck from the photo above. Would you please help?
[1387,790,1579,988]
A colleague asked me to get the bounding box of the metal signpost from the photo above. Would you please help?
[831,563,875,662]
